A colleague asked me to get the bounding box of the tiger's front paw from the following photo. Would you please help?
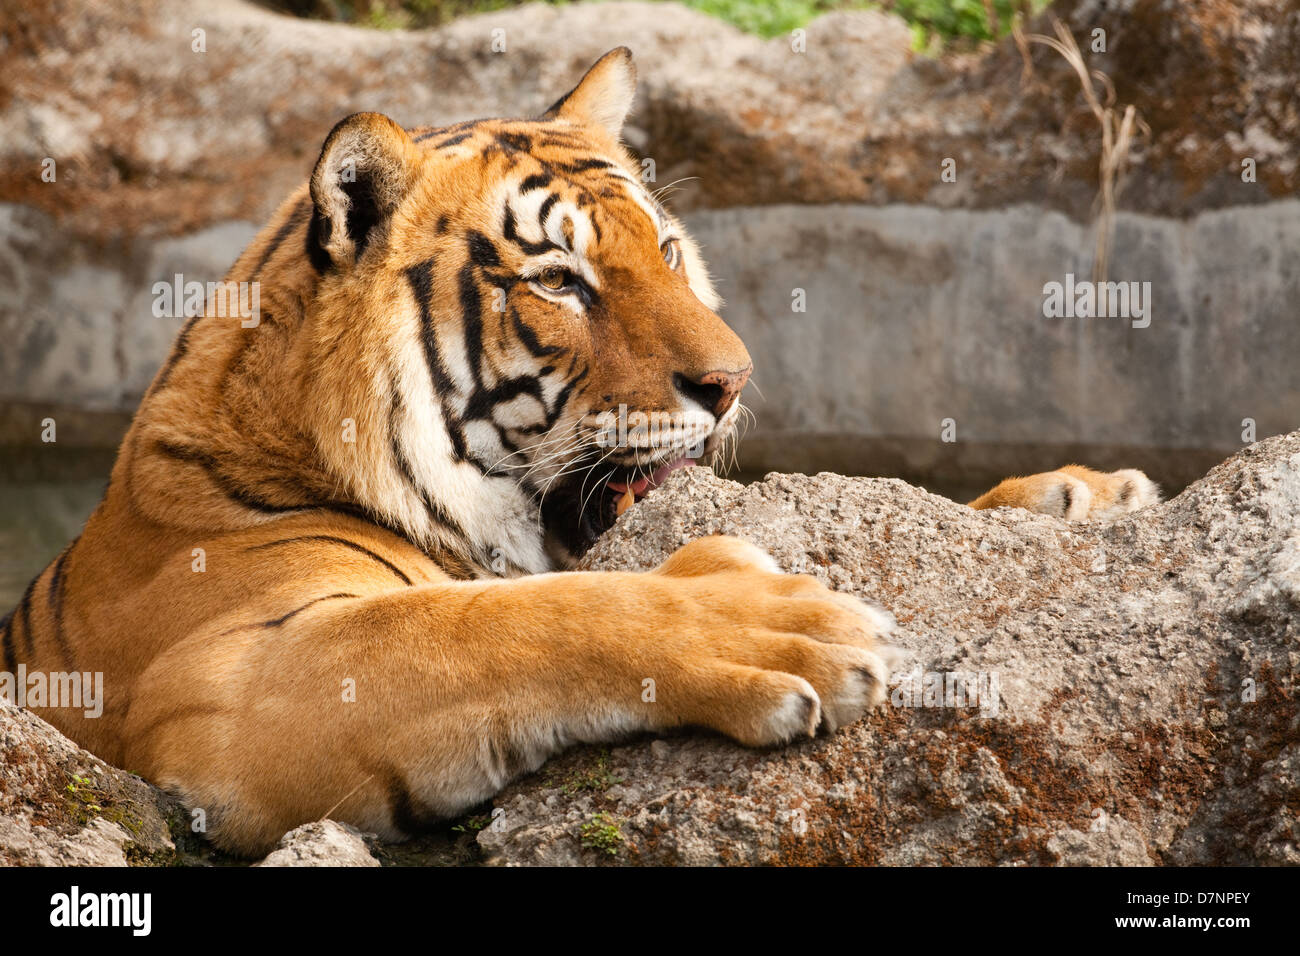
[647,536,903,746]
[969,465,1160,521]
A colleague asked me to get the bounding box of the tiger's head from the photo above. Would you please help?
[284,48,752,572]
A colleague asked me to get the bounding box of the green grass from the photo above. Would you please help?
[579,812,624,856]
[891,0,1052,47]
[449,813,492,833]
[680,0,853,38]
[259,0,1054,46]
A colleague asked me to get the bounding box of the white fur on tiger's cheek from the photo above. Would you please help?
[379,331,552,575]
[490,393,548,432]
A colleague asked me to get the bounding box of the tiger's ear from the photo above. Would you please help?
[309,112,419,269]
[542,47,637,139]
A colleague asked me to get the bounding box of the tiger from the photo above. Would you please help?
[2,48,1159,856]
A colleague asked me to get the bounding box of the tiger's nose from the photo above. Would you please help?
[673,365,753,418]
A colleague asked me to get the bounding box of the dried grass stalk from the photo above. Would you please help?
[1013,15,1149,282]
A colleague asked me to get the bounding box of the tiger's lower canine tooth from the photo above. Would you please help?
[616,487,635,516]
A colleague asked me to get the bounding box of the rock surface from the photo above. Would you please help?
[255,821,380,867]
[0,696,185,865]
[4,0,1293,234]
[1,433,1297,865]
[474,431,1300,865]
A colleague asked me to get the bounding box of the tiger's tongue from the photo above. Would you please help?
[607,457,696,497]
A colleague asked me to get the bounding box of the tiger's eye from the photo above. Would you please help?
[661,239,680,269]
[537,266,568,290]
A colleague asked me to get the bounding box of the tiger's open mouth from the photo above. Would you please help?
[605,456,695,517]
[541,453,697,557]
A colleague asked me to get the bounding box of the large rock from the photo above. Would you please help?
[0,696,188,865]
[3,0,1292,233]
[2,434,1296,865]
[255,821,380,867]
[475,431,1300,865]
[0,697,406,866]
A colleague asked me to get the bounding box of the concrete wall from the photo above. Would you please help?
[2,198,1296,491]
[0,204,257,413]
[684,200,1300,490]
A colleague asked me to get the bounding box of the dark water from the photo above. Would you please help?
[0,450,112,611]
